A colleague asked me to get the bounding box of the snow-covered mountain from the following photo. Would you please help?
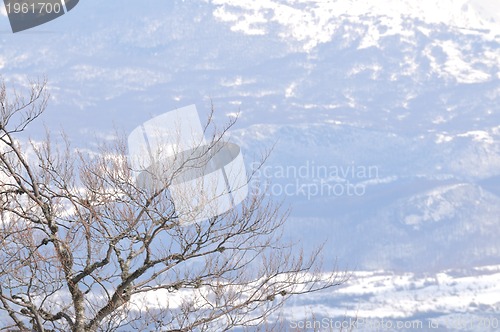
[282,265,500,332]
[1,0,500,329]
[0,0,498,135]
[229,122,500,273]
[212,0,500,50]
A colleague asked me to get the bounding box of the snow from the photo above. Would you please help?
[212,0,500,51]
[457,130,495,144]
[439,40,493,83]
[285,266,500,326]
[436,133,454,143]
[210,0,499,83]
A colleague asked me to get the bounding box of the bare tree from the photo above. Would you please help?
[0,78,346,332]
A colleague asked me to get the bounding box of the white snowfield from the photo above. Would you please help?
[284,266,500,331]
[212,0,500,84]
[213,0,500,50]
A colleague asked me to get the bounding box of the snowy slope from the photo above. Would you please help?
[0,0,498,137]
[283,265,500,332]
[230,123,500,272]
[213,0,500,50]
